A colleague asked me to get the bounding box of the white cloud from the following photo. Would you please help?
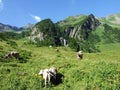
[33,16,41,22]
[0,0,3,11]
[30,14,42,22]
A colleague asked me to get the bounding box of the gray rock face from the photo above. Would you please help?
[81,14,100,30]
[29,27,44,42]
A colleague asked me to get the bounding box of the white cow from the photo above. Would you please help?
[39,69,51,87]
[49,67,57,79]
[77,51,83,59]
[39,67,57,87]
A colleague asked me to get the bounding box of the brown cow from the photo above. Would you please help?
[5,51,19,58]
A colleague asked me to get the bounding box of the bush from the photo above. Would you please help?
[18,50,32,63]
[6,40,18,48]
[68,38,79,51]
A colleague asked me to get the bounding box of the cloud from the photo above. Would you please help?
[0,0,3,11]
[30,14,42,22]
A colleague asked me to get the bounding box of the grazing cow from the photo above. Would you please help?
[39,69,51,87]
[55,49,59,52]
[39,67,58,87]
[49,67,57,79]
[49,45,52,48]
[77,51,83,59]
[5,51,19,58]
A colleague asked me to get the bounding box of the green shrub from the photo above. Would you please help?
[6,40,18,48]
[18,50,32,63]
[68,38,79,51]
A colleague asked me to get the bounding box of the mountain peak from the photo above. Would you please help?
[0,23,20,32]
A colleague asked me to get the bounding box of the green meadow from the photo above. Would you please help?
[0,40,120,90]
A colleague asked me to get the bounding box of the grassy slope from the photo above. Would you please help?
[58,15,87,27]
[99,17,120,28]
[0,39,120,90]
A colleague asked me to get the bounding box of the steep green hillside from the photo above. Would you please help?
[30,14,100,52]
[0,39,120,90]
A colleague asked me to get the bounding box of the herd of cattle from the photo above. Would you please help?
[5,50,83,87]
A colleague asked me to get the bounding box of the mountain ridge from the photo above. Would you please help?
[0,23,34,32]
[0,13,120,32]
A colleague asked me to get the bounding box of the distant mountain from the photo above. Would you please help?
[0,23,34,32]
[0,23,21,32]
[99,13,120,28]
[21,23,34,30]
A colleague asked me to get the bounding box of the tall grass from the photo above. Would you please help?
[0,42,120,90]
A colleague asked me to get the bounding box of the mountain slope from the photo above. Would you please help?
[57,14,87,27]
[0,23,21,32]
[0,40,120,90]
[29,14,101,52]
[99,13,120,28]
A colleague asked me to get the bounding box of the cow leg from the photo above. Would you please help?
[48,75,51,86]
[44,79,47,88]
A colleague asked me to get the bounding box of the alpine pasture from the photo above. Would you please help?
[0,40,120,90]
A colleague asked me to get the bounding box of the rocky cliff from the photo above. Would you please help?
[65,14,100,40]
[30,14,101,46]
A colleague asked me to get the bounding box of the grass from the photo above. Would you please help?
[99,17,120,28]
[58,15,87,27]
[0,40,120,90]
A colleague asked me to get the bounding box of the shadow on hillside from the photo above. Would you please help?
[51,73,64,86]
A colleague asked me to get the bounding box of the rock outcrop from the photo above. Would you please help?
[65,14,100,40]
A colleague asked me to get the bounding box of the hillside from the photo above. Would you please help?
[0,39,120,90]
[0,13,120,89]
[57,14,87,27]
[0,23,34,32]
[0,22,23,32]
[99,13,120,28]
[30,14,101,52]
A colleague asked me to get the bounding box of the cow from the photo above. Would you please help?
[39,69,51,87]
[49,67,57,79]
[77,50,83,59]
[5,51,19,58]
[55,48,59,52]
[38,67,58,87]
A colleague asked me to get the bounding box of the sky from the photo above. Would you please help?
[0,0,120,27]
